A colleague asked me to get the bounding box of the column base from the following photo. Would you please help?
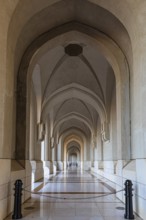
[43,161,55,177]
[57,161,64,171]
[30,160,44,182]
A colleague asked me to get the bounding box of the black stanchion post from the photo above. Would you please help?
[124,179,134,219]
[12,179,23,219]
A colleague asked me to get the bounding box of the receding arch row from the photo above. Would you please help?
[57,130,86,162]
[66,142,81,167]
[52,112,93,136]
[62,134,84,166]
[41,83,106,122]
[54,98,93,123]
[67,143,80,152]
[16,21,130,161]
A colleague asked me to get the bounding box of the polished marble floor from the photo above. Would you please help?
[7,168,142,220]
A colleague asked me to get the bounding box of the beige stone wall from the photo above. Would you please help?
[0,0,19,158]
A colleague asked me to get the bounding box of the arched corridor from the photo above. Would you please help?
[1,1,146,219]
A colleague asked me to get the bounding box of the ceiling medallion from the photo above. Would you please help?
[65,44,83,56]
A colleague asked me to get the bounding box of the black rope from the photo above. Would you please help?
[23,188,124,200]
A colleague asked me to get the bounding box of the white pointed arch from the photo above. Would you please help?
[53,112,93,136]
[41,83,107,123]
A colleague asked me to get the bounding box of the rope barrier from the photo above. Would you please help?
[23,188,124,200]
[12,178,135,220]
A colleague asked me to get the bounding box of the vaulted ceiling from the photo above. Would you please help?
[32,31,115,143]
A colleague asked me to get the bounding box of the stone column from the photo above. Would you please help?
[44,119,50,161]
[116,60,130,160]
[43,118,52,177]
[29,88,37,161]
[90,138,94,167]
[97,133,103,169]
[57,139,63,170]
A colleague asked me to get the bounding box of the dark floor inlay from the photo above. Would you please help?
[116,207,125,210]
[37,192,113,194]
[24,206,35,210]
